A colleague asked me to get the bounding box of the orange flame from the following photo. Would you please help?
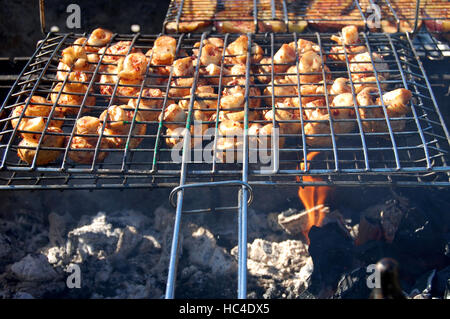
[296,152,332,243]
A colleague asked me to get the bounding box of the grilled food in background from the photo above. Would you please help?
[11,25,414,166]
[163,0,448,34]
[214,11,264,34]
[164,0,308,33]
[422,0,450,41]
[379,0,423,33]
[215,0,307,33]
[165,0,217,33]
[305,0,367,31]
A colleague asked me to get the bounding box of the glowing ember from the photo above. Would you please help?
[297,152,332,243]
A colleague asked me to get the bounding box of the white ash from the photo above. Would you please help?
[231,239,313,299]
[183,224,237,276]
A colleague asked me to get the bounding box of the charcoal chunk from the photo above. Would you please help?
[308,223,354,293]
[333,267,372,299]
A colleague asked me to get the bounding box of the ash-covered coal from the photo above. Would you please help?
[233,239,313,299]
[0,186,448,299]
[0,207,166,298]
[0,196,316,299]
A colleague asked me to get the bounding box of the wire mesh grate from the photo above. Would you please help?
[0,30,449,189]
[413,29,450,59]
[162,0,450,34]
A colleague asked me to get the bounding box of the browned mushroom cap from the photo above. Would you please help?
[68,135,110,164]
[225,35,264,64]
[17,117,47,143]
[51,82,96,115]
[87,28,113,47]
[215,119,245,163]
[357,87,412,134]
[264,104,302,135]
[127,88,168,122]
[11,95,64,131]
[17,127,65,166]
[258,123,285,150]
[210,109,260,123]
[178,92,219,119]
[68,116,108,164]
[356,87,383,133]
[99,105,146,149]
[349,52,389,81]
[353,75,387,94]
[164,105,209,150]
[98,41,141,65]
[150,36,177,66]
[75,116,101,135]
[264,78,297,105]
[159,103,187,130]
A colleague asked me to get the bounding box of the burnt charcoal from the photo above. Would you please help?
[444,233,450,258]
[445,282,450,299]
[175,269,236,299]
[392,207,448,276]
[396,188,450,234]
[333,267,372,299]
[355,214,383,246]
[354,240,391,265]
[355,197,407,245]
[409,269,436,299]
[0,234,12,260]
[395,209,440,252]
[434,266,450,298]
[308,223,354,294]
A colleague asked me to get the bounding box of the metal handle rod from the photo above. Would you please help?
[253,0,259,33]
[165,33,207,299]
[39,0,46,34]
[169,180,254,209]
[238,186,248,299]
[165,188,184,299]
[413,0,421,34]
[174,0,185,33]
[237,34,253,299]
[382,0,401,33]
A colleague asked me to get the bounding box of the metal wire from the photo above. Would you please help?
[413,29,450,60]
[0,31,449,190]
